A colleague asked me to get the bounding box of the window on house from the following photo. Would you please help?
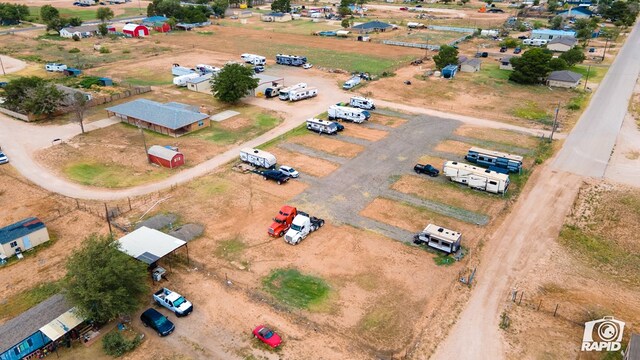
[10,241,17,248]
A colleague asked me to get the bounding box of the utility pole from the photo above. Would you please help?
[601,36,610,62]
[550,101,560,141]
[0,55,5,75]
[583,64,591,91]
[137,121,150,163]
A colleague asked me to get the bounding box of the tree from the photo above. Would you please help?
[341,18,350,28]
[0,3,30,24]
[210,63,259,103]
[549,15,563,30]
[2,77,63,116]
[559,47,586,66]
[509,48,553,84]
[548,57,568,71]
[64,234,148,323]
[69,92,89,133]
[547,0,559,12]
[211,0,229,17]
[96,7,114,22]
[40,4,59,23]
[432,45,459,70]
[97,22,108,36]
[604,0,629,22]
[67,16,82,27]
[271,0,291,13]
[338,6,351,16]
[499,37,519,48]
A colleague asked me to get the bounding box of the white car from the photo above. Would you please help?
[0,151,8,164]
[303,63,313,69]
[279,165,299,178]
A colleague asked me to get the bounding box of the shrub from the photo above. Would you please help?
[99,46,111,54]
[68,48,81,53]
[102,331,141,357]
[122,49,130,54]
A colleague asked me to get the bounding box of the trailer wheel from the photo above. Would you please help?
[263,176,267,180]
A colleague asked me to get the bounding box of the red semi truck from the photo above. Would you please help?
[268,205,298,237]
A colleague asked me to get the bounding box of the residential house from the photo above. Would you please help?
[0,218,49,260]
[500,55,516,70]
[460,58,482,72]
[106,99,210,137]
[547,37,578,52]
[59,24,99,39]
[531,29,576,41]
[261,12,292,22]
[547,70,582,88]
[352,20,393,33]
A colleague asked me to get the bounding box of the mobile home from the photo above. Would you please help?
[327,105,370,123]
[413,224,462,254]
[465,147,523,174]
[443,161,510,194]
[306,118,338,135]
[239,148,277,168]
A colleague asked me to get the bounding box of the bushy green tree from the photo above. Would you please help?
[559,47,586,66]
[40,4,59,22]
[67,16,82,27]
[547,0,559,12]
[432,45,459,70]
[549,15,563,30]
[98,22,108,35]
[2,76,63,115]
[211,0,229,17]
[0,3,30,24]
[548,57,568,71]
[102,331,141,357]
[210,63,259,103]
[499,37,520,48]
[96,7,114,22]
[64,234,149,323]
[509,48,552,84]
[341,18,350,28]
[271,0,291,13]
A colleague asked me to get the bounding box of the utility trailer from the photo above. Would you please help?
[442,161,510,194]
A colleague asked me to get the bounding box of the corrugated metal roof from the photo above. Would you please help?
[106,99,208,130]
[532,29,576,37]
[0,217,46,245]
[353,21,392,30]
[61,24,99,33]
[548,37,578,45]
[0,294,71,354]
[117,226,186,264]
[147,145,181,161]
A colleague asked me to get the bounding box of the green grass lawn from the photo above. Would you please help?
[27,6,143,23]
[511,101,553,125]
[189,113,282,145]
[63,161,171,188]
[262,268,330,309]
[571,64,607,83]
[0,282,62,322]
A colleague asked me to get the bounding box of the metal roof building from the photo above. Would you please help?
[547,70,582,88]
[352,20,392,33]
[531,29,576,40]
[0,217,49,259]
[106,99,210,137]
[117,226,188,265]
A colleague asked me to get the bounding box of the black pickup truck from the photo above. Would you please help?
[254,170,290,185]
[414,164,440,177]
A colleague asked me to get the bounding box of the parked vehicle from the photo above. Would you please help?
[407,22,424,28]
[153,288,193,317]
[268,205,298,237]
[306,118,338,135]
[522,38,547,46]
[332,121,345,132]
[284,212,325,245]
[499,46,507,53]
[279,165,299,178]
[443,161,510,194]
[399,6,408,10]
[240,148,277,168]
[140,308,175,336]
[289,87,318,101]
[413,163,439,177]
[278,83,307,101]
[0,151,8,165]
[414,224,462,254]
[513,47,522,54]
[253,325,282,348]
[173,73,201,87]
[275,54,307,66]
[254,65,265,73]
[241,53,266,66]
[349,96,376,110]
[589,47,596,53]
[256,169,290,184]
[465,147,523,174]
[328,105,370,123]
[195,64,220,74]
[303,63,313,69]
[45,63,67,72]
[264,83,284,98]
[343,76,361,90]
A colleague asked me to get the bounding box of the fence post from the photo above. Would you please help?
[128,197,132,211]
[518,291,524,305]
[553,304,559,317]
[76,199,80,209]
[537,300,542,311]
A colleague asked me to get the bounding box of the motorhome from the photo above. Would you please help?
[306,118,338,134]
[442,161,510,194]
[465,147,523,174]
[275,54,307,66]
[240,54,266,66]
[278,83,307,100]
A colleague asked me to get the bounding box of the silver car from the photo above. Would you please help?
[0,151,8,165]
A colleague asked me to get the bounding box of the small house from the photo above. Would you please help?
[59,24,99,39]
[186,74,213,93]
[531,29,576,40]
[547,70,582,88]
[261,12,292,22]
[442,64,458,79]
[106,99,210,137]
[557,7,593,19]
[122,23,149,37]
[352,20,392,33]
[547,37,578,52]
[500,55,516,70]
[0,217,49,259]
[460,58,481,72]
[63,68,82,77]
[147,145,185,169]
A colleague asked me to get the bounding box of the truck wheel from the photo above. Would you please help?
[263,176,267,180]
[319,220,325,227]
[277,180,282,185]
[311,225,316,232]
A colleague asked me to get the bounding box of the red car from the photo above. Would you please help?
[399,6,408,10]
[253,325,282,348]
[268,205,298,237]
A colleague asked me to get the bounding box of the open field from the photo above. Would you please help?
[26,6,143,22]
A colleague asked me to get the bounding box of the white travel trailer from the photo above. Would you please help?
[289,87,318,101]
[306,118,338,135]
[240,53,266,66]
[45,63,67,72]
[523,38,548,46]
[173,73,201,87]
[327,105,370,123]
[239,148,277,168]
[413,224,462,254]
[407,22,425,29]
[442,161,510,194]
[278,83,307,100]
[196,64,220,74]
[349,96,375,110]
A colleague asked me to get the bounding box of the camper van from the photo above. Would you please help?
[413,224,462,254]
[306,118,338,135]
[465,147,523,174]
[196,64,220,74]
[442,161,510,194]
[278,83,307,101]
[327,105,370,123]
[343,76,362,90]
[173,73,201,87]
[240,54,266,66]
[289,87,318,101]
[239,148,277,168]
[349,96,375,110]
[45,63,67,72]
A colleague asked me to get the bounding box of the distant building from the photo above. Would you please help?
[0,217,49,260]
[261,12,292,22]
[531,29,576,40]
[500,55,516,70]
[147,145,185,169]
[547,70,582,88]
[352,20,393,33]
[59,24,99,39]
[186,74,213,93]
[122,23,149,37]
[547,37,578,52]
[106,99,210,137]
[557,7,594,19]
[460,58,482,73]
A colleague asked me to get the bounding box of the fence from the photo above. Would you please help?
[86,86,151,108]
[382,40,441,50]
[427,25,476,34]
[506,288,596,327]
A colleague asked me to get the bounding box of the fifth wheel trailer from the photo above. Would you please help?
[278,83,307,100]
[442,161,510,194]
[240,148,277,168]
[327,105,370,123]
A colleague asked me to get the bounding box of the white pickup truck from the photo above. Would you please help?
[153,288,193,317]
[283,212,325,245]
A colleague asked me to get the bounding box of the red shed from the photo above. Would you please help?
[147,145,184,169]
[155,23,171,33]
[123,23,149,37]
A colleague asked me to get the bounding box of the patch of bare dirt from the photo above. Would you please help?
[289,134,365,158]
[434,139,473,157]
[341,124,388,142]
[368,114,407,128]
[455,126,540,149]
[269,147,340,177]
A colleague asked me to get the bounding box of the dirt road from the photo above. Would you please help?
[0,55,26,75]
[431,168,582,359]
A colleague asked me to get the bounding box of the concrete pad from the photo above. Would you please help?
[210,110,240,122]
